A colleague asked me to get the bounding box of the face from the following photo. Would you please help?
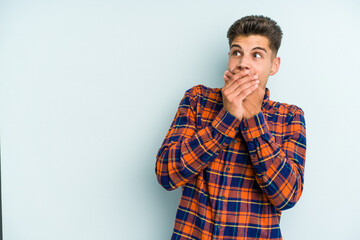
[227,35,280,89]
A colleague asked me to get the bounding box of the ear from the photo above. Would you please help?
[270,57,280,76]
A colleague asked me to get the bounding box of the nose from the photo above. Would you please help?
[237,55,251,71]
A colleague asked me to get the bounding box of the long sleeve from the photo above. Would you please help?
[240,107,306,211]
[155,86,241,191]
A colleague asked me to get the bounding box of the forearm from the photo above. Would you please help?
[156,108,240,191]
[241,110,306,210]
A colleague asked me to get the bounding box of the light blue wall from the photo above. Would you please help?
[0,0,359,239]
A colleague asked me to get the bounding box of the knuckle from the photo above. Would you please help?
[243,89,251,95]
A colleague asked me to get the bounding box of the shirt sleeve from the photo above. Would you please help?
[155,87,241,191]
[240,107,306,211]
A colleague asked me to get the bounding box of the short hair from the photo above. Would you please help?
[227,15,283,55]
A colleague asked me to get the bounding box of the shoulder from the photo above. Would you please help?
[270,100,304,115]
[184,84,222,101]
[267,99,305,125]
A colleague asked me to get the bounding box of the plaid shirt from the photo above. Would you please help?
[156,85,306,240]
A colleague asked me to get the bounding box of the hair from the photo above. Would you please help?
[227,15,283,55]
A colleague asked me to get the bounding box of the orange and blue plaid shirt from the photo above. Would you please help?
[156,85,306,240]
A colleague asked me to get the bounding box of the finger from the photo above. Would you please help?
[230,78,259,97]
[223,71,236,90]
[224,75,230,83]
[223,72,231,84]
[225,70,233,78]
[225,74,258,93]
[224,72,251,91]
[229,69,249,81]
[235,82,260,101]
[226,67,248,80]
[225,78,259,100]
[226,71,252,90]
[223,70,234,83]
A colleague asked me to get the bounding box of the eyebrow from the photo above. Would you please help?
[252,47,267,53]
[230,44,268,53]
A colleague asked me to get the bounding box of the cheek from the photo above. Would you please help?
[254,69,270,86]
[227,58,236,69]
[256,64,272,77]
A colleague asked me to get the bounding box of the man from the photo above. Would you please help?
[155,15,306,240]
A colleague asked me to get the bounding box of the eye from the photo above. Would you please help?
[253,52,262,58]
[232,50,241,56]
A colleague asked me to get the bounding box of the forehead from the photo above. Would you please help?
[231,35,271,51]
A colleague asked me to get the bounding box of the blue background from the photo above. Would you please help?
[0,0,359,239]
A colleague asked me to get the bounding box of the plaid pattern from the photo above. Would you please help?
[156,85,306,240]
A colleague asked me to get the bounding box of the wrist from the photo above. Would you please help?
[243,109,261,119]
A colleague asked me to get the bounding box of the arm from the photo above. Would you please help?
[240,107,306,211]
[155,86,241,191]
[223,69,306,210]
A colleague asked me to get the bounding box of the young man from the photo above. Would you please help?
[155,15,306,240]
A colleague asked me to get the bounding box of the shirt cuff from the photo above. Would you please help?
[211,108,241,141]
[240,112,273,173]
[240,111,270,142]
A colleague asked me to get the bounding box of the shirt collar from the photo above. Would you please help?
[261,87,271,110]
[263,88,270,104]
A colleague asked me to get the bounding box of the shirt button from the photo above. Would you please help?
[220,196,225,199]
[235,127,239,131]
[217,225,222,229]
[243,127,248,131]
[226,167,230,171]
[233,140,237,143]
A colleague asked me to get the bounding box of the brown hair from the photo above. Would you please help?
[227,15,283,55]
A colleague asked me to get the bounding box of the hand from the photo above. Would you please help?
[242,83,265,119]
[221,69,260,120]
